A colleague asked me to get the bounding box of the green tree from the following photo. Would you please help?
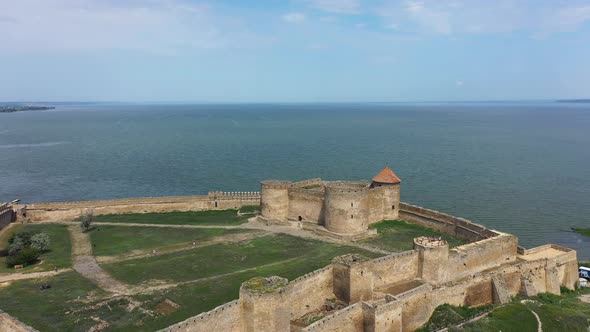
[80,210,94,232]
[30,233,50,253]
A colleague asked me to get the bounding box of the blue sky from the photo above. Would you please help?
[1,0,589,102]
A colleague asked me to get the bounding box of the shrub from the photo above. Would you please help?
[8,237,26,256]
[6,247,40,267]
[30,233,50,253]
[80,210,94,232]
[8,231,34,247]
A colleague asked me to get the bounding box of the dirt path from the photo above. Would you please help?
[68,226,132,295]
[580,293,590,303]
[96,230,268,264]
[45,220,239,229]
[241,219,391,255]
[529,309,543,332]
[133,256,302,295]
[45,219,389,255]
[0,268,71,283]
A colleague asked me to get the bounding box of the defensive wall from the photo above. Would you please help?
[261,177,400,235]
[0,203,15,231]
[159,206,579,332]
[20,192,260,221]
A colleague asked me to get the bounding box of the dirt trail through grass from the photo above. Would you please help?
[95,230,268,264]
[134,256,302,295]
[68,226,132,295]
[529,309,543,332]
[0,269,71,283]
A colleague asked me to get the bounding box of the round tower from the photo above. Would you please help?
[260,180,290,221]
[371,166,401,220]
[240,276,290,332]
[324,181,370,234]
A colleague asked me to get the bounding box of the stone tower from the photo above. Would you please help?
[370,166,401,220]
[260,180,290,221]
[324,181,369,234]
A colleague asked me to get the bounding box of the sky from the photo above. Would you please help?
[0,0,589,102]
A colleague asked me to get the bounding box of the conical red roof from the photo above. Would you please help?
[372,166,401,184]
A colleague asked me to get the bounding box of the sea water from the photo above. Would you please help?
[1,102,589,258]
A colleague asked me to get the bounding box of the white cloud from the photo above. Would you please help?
[456,80,464,86]
[282,12,306,23]
[376,0,590,36]
[306,0,361,14]
[0,0,267,54]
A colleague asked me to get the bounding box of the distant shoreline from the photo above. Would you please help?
[556,99,590,103]
[0,105,56,113]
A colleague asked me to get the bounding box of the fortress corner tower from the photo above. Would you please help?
[370,166,401,221]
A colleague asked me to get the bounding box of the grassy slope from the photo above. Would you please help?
[1,233,382,331]
[0,271,107,331]
[451,290,590,332]
[103,233,382,284]
[91,209,251,226]
[0,224,71,273]
[89,225,250,257]
[360,220,468,252]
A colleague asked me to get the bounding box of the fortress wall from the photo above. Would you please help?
[25,194,260,221]
[0,207,14,231]
[286,266,334,319]
[302,303,365,332]
[290,179,323,189]
[370,250,419,288]
[399,202,497,241]
[288,189,324,222]
[158,300,241,332]
[446,233,518,281]
[395,284,436,331]
[367,187,384,225]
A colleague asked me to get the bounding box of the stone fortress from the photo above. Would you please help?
[161,167,580,332]
[0,167,581,332]
[259,167,401,237]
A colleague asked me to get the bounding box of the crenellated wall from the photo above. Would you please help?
[399,202,497,241]
[288,189,325,223]
[370,251,419,288]
[0,205,15,231]
[23,192,260,222]
[286,266,335,319]
[159,300,241,332]
[302,303,365,332]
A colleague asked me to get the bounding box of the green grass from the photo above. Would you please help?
[89,225,251,257]
[416,304,492,332]
[573,228,590,236]
[360,220,469,252]
[103,233,382,285]
[451,290,590,332]
[238,205,259,214]
[0,224,71,273]
[0,271,107,331]
[0,233,383,332]
[90,209,251,226]
[129,243,381,331]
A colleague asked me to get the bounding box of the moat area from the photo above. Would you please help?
[1,102,589,259]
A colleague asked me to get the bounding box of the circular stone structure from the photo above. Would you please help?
[240,276,290,332]
[324,181,370,234]
[260,180,291,221]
